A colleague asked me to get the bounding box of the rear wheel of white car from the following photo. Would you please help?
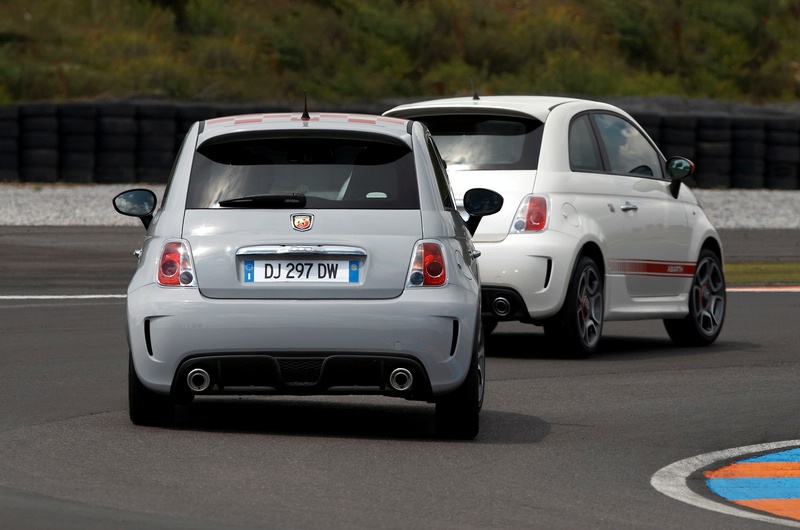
[435,326,484,439]
[664,249,726,346]
[129,353,175,426]
[544,256,604,358]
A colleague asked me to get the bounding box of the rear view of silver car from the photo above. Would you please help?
[114,112,501,439]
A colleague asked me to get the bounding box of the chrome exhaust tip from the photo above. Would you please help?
[389,367,413,391]
[187,368,211,393]
[492,296,511,317]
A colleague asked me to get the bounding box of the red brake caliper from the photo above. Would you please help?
[699,284,710,310]
[581,294,590,319]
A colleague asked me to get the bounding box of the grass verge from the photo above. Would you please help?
[726,262,800,286]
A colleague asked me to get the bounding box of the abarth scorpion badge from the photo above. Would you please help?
[291,214,314,231]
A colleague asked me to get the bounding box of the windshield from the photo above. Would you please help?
[419,115,543,170]
[186,135,419,209]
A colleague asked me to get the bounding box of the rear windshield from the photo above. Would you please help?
[419,115,543,170]
[186,134,419,209]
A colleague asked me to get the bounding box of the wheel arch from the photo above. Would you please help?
[700,235,724,264]
[577,240,606,279]
[548,239,605,317]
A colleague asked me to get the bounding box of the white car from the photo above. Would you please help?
[385,96,726,357]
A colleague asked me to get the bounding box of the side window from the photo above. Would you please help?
[592,113,662,178]
[426,135,456,210]
[569,115,603,172]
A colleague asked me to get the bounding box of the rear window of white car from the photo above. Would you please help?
[186,134,419,209]
[417,115,543,170]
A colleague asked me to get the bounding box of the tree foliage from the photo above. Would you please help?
[0,0,799,104]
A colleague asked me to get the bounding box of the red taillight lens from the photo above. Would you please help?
[157,241,196,286]
[407,241,447,287]
[422,243,446,285]
[511,195,549,233]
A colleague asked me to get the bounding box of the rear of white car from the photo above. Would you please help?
[116,113,502,438]
[385,96,725,357]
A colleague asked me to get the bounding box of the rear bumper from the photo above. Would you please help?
[126,283,479,398]
[173,354,433,400]
[474,231,578,320]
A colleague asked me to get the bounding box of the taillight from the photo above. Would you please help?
[407,241,447,287]
[511,195,549,233]
[157,240,197,287]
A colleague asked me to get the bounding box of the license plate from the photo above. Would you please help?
[243,260,359,283]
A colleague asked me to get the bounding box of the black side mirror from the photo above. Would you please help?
[463,188,503,236]
[665,157,695,199]
[113,189,157,229]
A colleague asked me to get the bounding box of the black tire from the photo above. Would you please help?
[731,141,765,159]
[664,249,725,347]
[695,142,732,158]
[60,134,96,151]
[435,324,484,439]
[0,119,20,138]
[544,256,603,358]
[764,164,799,189]
[129,352,175,426]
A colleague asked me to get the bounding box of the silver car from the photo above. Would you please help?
[114,111,502,439]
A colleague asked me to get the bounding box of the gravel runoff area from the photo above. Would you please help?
[0,183,799,230]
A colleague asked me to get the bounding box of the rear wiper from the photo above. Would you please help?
[218,194,307,208]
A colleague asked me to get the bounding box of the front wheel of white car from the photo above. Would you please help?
[435,326,484,439]
[544,256,604,358]
[664,249,726,347]
[129,353,175,426]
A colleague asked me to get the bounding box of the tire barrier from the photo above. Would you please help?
[0,100,799,189]
[731,117,766,189]
[694,115,732,189]
[0,105,18,182]
[764,119,800,190]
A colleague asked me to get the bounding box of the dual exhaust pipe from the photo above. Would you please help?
[389,367,413,392]
[186,366,414,393]
[492,296,511,317]
[186,368,211,393]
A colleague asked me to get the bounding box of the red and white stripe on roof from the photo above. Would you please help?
[205,113,408,131]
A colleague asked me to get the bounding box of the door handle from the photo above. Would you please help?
[620,202,638,212]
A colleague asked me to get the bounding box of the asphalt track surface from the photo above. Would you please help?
[0,227,799,529]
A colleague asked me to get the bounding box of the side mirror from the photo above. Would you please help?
[113,189,157,229]
[463,188,503,236]
[665,157,695,199]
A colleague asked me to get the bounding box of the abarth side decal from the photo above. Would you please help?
[608,259,696,278]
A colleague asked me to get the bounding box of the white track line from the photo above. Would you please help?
[651,440,800,527]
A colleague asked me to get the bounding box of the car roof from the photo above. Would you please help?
[199,112,411,143]
[384,95,614,122]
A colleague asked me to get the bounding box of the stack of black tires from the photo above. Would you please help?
[0,105,18,182]
[95,103,138,184]
[58,103,97,183]
[136,103,179,184]
[694,116,732,189]
[659,115,697,186]
[19,103,59,183]
[765,118,800,190]
[731,118,766,189]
